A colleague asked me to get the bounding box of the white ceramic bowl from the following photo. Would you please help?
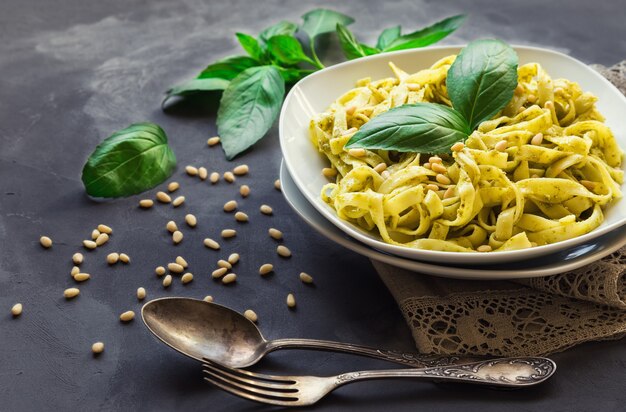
[279,45,626,265]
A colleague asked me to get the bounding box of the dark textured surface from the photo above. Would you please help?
[1,1,625,411]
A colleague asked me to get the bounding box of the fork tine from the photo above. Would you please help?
[203,367,299,400]
[202,358,296,383]
[202,361,298,392]
[203,376,299,407]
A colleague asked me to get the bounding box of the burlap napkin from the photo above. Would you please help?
[375,61,626,357]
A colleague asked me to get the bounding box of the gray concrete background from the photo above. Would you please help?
[1,0,625,410]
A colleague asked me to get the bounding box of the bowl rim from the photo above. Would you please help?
[279,44,626,264]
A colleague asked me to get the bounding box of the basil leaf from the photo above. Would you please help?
[217,66,285,159]
[376,25,401,50]
[259,21,297,43]
[336,23,367,60]
[383,14,466,52]
[236,33,266,62]
[360,43,380,56]
[81,123,176,198]
[447,39,518,130]
[276,67,315,83]
[198,55,260,80]
[162,78,229,106]
[300,8,354,40]
[345,103,469,153]
[267,35,315,66]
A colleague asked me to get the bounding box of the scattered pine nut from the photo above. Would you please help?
[514,83,524,95]
[221,229,236,238]
[185,214,197,227]
[167,181,180,192]
[203,238,220,250]
[119,253,130,264]
[92,342,104,354]
[212,267,228,278]
[107,252,120,265]
[373,163,387,173]
[175,256,188,268]
[244,309,258,323]
[426,183,440,192]
[435,174,451,185]
[348,148,366,157]
[299,272,314,284]
[260,205,273,215]
[531,133,544,146]
[166,221,178,233]
[286,293,296,308]
[185,166,199,176]
[40,236,52,248]
[203,295,214,302]
[277,245,291,258]
[97,224,112,235]
[235,211,248,222]
[83,240,97,250]
[239,185,250,197]
[156,191,171,203]
[381,170,391,179]
[71,266,80,276]
[181,273,194,284]
[423,162,431,170]
[64,288,80,299]
[451,142,465,152]
[91,229,101,240]
[233,165,249,176]
[137,287,146,300]
[172,230,183,244]
[95,233,109,246]
[223,171,235,183]
[268,228,282,240]
[207,136,220,146]
[11,303,22,317]
[259,263,273,276]
[198,167,208,180]
[119,310,135,322]
[228,253,240,265]
[72,253,84,265]
[443,187,455,199]
[163,275,172,288]
[477,245,493,253]
[494,140,508,152]
[431,163,447,174]
[155,266,166,276]
[222,273,237,284]
[322,167,337,178]
[139,199,154,209]
[74,273,90,282]
[527,94,537,104]
[345,105,357,116]
[429,156,443,164]
[217,260,232,269]
[209,172,220,184]
[168,263,184,273]
[274,179,281,191]
[223,200,238,212]
[172,196,185,207]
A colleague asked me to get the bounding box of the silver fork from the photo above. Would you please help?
[203,356,556,407]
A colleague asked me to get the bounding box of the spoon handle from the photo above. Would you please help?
[265,338,478,368]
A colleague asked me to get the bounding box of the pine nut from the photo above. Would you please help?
[222,273,237,284]
[181,273,194,284]
[163,275,172,287]
[207,136,220,146]
[235,211,248,222]
[72,253,84,265]
[259,263,274,275]
[527,94,537,104]
[210,172,220,184]
[175,256,188,268]
[277,245,291,258]
[167,181,180,192]
[156,191,171,203]
[531,174,540,179]
[40,236,52,248]
[233,165,249,176]
[217,260,232,269]
[11,303,22,317]
[172,196,185,207]
[212,267,228,278]
[185,214,197,227]
[166,221,178,233]
[139,199,154,208]
[223,200,238,212]
[531,133,544,146]
[299,272,314,284]
[451,142,465,152]
[443,187,455,199]
[260,205,273,215]
[107,253,119,264]
[431,163,447,174]
[554,87,564,95]
[172,230,183,244]
[373,163,387,173]
[435,174,451,185]
[223,171,235,183]
[477,245,492,252]
[348,148,366,157]
[64,288,80,299]
[92,342,104,354]
[244,309,258,322]
[204,238,220,250]
[426,184,440,192]
[228,253,240,265]
[137,287,146,300]
[95,233,109,246]
[494,140,508,152]
[83,240,97,250]
[155,266,166,276]
[91,229,101,240]
[185,166,198,176]
[322,167,337,178]
[381,170,390,179]
[97,224,112,235]
[515,83,524,95]
[203,295,214,302]
[74,273,90,282]
[71,266,80,276]
[168,262,184,273]
[221,229,236,238]
[198,167,208,180]
[119,253,130,264]
[274,179,281,190]
[239,185,250,197]
[268,228,282,240]
[345,105,357,116]
[517,106,525,114]
[120,310,135,322]
[429,156,443,164]
[286,293,296,308]
[423,163,431,170]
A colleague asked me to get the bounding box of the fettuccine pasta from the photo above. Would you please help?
[309,56,624,252]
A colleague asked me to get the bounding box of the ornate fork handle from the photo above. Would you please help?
[265,338,478,368]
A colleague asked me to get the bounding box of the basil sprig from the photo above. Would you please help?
[81,123,176,198]
[346,39,518,154]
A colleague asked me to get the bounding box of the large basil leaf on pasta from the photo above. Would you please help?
[81,123,176,198]
[217,66,285,159]
[300,8,354,40]
[383,15,466,52]
[447,39,518,130]
[345,103,469,153]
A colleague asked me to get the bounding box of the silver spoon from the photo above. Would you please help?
[142,297,487,368]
